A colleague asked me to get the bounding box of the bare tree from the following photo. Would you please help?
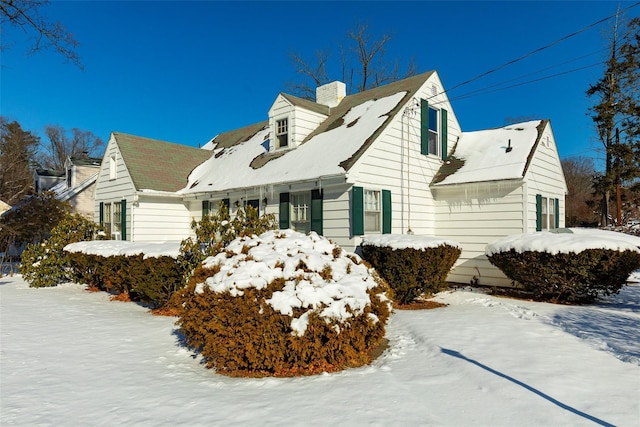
[41,125,104,170]
[287,23,417,99]
[562,156,598,227]
[0,117,39,205]
[0,0,82,68]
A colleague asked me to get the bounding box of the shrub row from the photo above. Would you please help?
[360,243,461,305]
[487,249,640,303]
[66,251,186,308]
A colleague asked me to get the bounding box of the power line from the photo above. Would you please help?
[442,1,640,95]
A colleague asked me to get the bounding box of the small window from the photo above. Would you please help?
[541,197,549,230]
[104,203,112,235]
[364,189,381,233]
[428,107,438,156]
[66,168,72,188]
[113,201,122,234]
[290,192,311,234]
[109,155,117,180]
[549,199,557,230]
[276,118,288,148]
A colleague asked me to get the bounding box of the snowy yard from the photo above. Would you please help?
[1,274,639,426]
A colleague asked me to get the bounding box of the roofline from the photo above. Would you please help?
[430,177,524,188]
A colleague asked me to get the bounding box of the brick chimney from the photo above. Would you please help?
[316,81,346,108]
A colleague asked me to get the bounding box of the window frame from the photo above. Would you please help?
[276,117,289,149]
[290,192,311,234]
[112,201,122,236]
[109,154,117,180]
[104,203,112,235]
[364,189,382,233]
[428,106,439,156]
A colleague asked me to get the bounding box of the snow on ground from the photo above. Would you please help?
[1,275,638,426]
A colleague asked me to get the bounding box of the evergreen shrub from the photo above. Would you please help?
[360,240,461,305]
[178,203,277,279]
[487,248,640,303]
[66,251,185,308]
[177,230,392,377]
[21,214,108,288]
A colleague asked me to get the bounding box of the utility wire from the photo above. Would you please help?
[432,1,640,99]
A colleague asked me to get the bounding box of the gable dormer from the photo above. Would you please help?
[267,82,346,152]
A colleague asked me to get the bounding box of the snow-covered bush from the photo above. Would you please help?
[21,214,108,288]
[486,229,640,303]
[360,235,461,305]
[178,203,277,279]
[65,241,183,308]
[177,230,391,377]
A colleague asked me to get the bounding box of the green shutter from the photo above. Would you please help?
[121,199,127,240]
[202,200,209,217]
[99,202,104,226]
[536,194,542,232]
[441,108,448,160]
[352,186,364,236]
[555,198,560,228]
[382,190,391,234]
[420,99,429,155]
[279,192,290,229]
[311,189,323,235]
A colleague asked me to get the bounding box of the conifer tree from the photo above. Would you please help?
[587,15,640,225]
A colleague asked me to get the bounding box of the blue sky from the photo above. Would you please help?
[2,1,638,169]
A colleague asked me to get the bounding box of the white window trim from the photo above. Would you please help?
[109,154,117,180]
[290,192,311,233]
[364,189,382,233]
[428,106,439,157]
[275,116,290,150]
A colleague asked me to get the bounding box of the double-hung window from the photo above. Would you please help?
[428,107,438,156]
[104,203,112,235]
[364,189,381,233]
[113,201,122,236]
[536,195,559,231]
[276,118,289,148]
[290,192,311,234]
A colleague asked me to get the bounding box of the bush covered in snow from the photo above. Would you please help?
[178,203,277,279]
[486,230,640,303]
[177,230,391,377]
[360,235,461,305]
[21,214,108,288]
[65,241,184,308]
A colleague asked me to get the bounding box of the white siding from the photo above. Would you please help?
[433,182,526,287]
[132,196,192,242]
[93,136,136,239]
[348,72,462,238]
[67,183,97,219]
[524,123,567,232]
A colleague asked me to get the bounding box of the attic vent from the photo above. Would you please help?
[431,85,438,96]
[515,127,524,131]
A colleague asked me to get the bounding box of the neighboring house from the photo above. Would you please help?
[51,156,102,219]
[93,133,211,241]
[33,169,65,193]
[94,70,567,286]
[35,156,102,219]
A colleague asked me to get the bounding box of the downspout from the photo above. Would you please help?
[131,191,138,242]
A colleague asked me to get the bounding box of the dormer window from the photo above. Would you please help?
[276,118,289,148]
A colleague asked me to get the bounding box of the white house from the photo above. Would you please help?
[93,70,567,286]
[93,132,211,241]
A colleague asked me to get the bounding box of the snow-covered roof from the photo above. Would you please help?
[51,173,98,202]
[432,120,546,186]
[179,72,437,194]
